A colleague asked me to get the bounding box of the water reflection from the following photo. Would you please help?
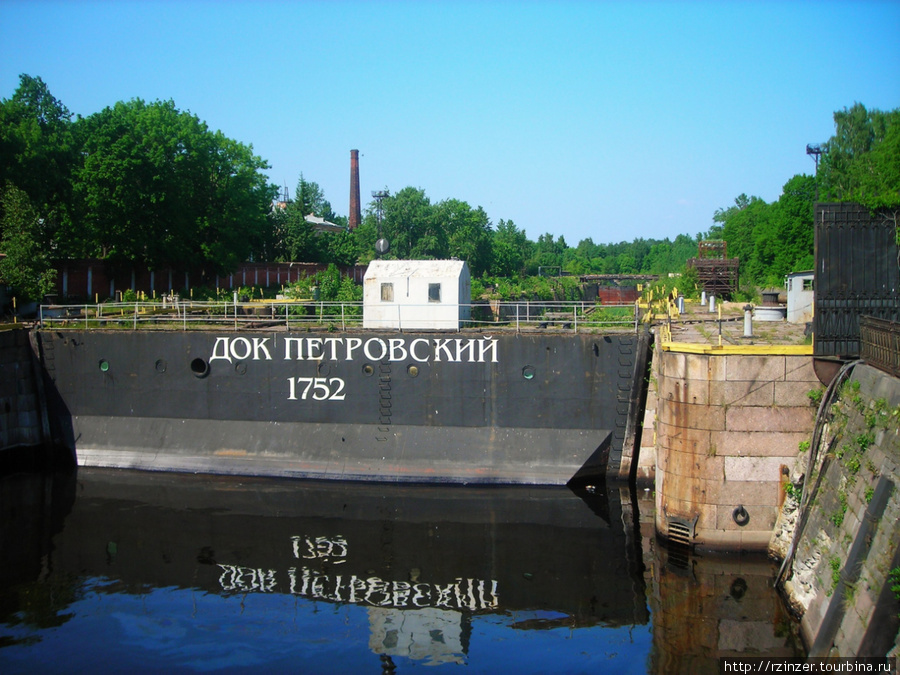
[0,468,801,673]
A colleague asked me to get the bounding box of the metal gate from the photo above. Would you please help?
[814,203,900,358]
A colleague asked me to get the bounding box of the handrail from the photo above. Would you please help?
[37,300,641,333]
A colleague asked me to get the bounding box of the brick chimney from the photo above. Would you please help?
[349,149,361,230]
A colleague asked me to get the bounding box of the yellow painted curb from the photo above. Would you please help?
[660,342,813,356]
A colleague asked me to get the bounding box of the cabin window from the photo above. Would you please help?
[381,283,393,302]
[803,278,814,292]
[428,283,442,303]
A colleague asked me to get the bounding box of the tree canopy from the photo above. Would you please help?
[819,103,900,211]
[0,75,278,298]
[73,98,277,274]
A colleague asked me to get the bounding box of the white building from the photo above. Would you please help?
[786,270,814,324]
[363,260,471,330]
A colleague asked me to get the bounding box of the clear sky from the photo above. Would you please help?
[2,1,898,246]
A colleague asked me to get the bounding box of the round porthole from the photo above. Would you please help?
[99,359,110,372]
[155,359,167,374]
[522,365,535,380]
[407,365,419,378]
[191,357,210,378]
[362,364,374,377]
[317,361,331,376]
[235,362,247,376]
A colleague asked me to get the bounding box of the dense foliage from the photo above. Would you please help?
[0,75,278,299]
[1,73,897,302]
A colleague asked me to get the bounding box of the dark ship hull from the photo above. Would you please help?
[35,329,647,485]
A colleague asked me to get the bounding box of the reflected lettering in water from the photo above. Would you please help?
[0,468,802,673]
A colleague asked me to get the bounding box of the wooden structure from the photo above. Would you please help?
[687,240,739,297]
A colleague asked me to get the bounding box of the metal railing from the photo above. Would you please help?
[38,300,641,333]
[860,315,900,378]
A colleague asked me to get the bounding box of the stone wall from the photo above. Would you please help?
[0,329,45,450]
[776,364,900,656]
[654,346,820,551]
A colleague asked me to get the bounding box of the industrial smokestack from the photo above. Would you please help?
[349,149,361,230]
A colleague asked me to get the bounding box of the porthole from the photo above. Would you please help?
[362,364,374,377]
[407,365,419,378]
[522,365,535,380]
[317,361,331,376]
[235,362,247,376]
[155,359,167,374]
[191,357,210,378]
[99,359,110,372]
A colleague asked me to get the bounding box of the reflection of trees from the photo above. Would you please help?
[0,470,79,646]
[0,572,82,646]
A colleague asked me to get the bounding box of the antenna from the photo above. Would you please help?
[806,144,823,173]
[806,144,823,200]
[372,190,389,228]
[372,190,390,258]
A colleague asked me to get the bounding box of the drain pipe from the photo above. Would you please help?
[808,475,894,657]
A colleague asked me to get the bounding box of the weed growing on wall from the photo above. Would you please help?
[807,387,824,407]
[890,568,900,617]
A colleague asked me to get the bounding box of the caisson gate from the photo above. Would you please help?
[34,329,650,485]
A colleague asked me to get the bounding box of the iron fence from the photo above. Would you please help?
[860,315,900,379]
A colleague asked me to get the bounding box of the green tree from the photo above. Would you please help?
[434,198,493,275]
[771,174,816,275]
[293,174,336,221]
[379,187,440,259]
[282,208,319,261]
[491,219,531,277]
[73,98,277,274]
[0,184,57,301]
[820,103,900,210]
[0,74,77,254]
[320,229,360,267]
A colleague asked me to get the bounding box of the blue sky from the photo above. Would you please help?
[2,1,898,246]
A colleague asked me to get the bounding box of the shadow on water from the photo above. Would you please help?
[0,467,803,673]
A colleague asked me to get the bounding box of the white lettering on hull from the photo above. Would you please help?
[208,335,500,402]
[213,335,498,364]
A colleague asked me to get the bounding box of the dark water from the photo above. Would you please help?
[0,468,802,674]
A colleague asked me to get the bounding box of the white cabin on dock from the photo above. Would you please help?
[363,260,471,330]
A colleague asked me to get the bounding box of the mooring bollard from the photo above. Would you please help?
[709,295,716,313]
[743,304,753,337]
[701,291,707,306]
